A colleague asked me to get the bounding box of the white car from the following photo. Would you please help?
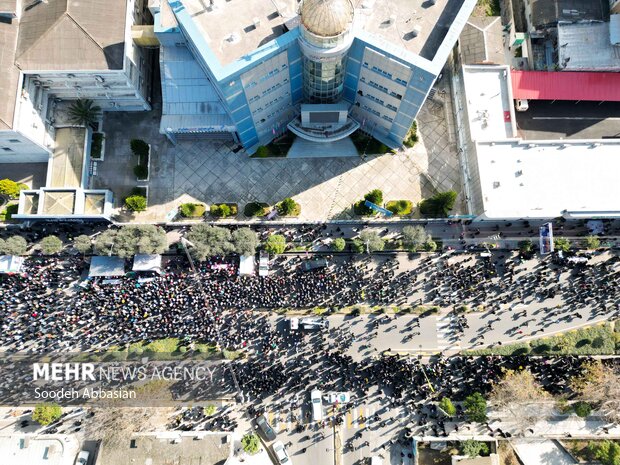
[75,451,89,465]
[300,317,329,330]
[288,317,299,331]
[272,441,291,465]
[258,251,269,277]
[310,389,323,421]
[323,392,351,404]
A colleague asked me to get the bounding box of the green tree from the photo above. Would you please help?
[0,238,5,254]
[331,237,346,252]
[264,234,286,254]
[351,239,365,253]
[130,139,150,157]
[585,235,600,250]
[354,189,385,215]
[460,440,489,458]
[277,197,298,216]
[232,228,259,256]
[186,225,234,260]
[4,236,28,255]
[241,433,260,455]
[419,190,457,217]
[211,204,233,218]
[423,239,438,252]
[67,99,101,127]
[204,404,217,416]
[359,230,385,253]
[401,225,428,252]
[33,403,62,425]
[518,240,533,255]
[365,189,383,205]
[244,202,266,217]
[0,179,28,198]
[438,397,456,416]
[39,235,63,255]
[587,440,620,465]
[125,195,147,212]
[464,392,488,423]
[554,237,571,252]
[73,234,92,254]
[94,225,167,258]
[574,401,592,418]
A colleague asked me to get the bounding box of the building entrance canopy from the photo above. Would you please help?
[287,103,360,142]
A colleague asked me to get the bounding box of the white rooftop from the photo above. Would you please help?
[475,139,620,219]
[558,22,620,71]
[462,65,516,141]
[1,435,81,465]
[180,0,469,65]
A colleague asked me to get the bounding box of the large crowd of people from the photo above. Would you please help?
[0,245,619,352]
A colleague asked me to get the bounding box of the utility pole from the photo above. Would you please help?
[180,237,209,304]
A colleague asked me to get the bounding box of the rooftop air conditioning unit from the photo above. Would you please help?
[493,181,500,188]
[412,25,422,37]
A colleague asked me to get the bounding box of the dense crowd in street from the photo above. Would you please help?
[0,246,619,351]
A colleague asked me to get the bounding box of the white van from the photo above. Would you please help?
[310,389,323,422]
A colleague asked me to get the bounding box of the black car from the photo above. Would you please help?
[300,258,328,272]
[256,414,276,441]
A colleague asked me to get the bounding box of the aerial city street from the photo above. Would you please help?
[0,1,619,465]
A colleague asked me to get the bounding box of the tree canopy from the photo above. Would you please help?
[464,392,487,423]
[33,403,62,425]
[264,234,287,255]
[419,190,457,217]
[94,226,167,258]
[232,228,259,256]
[401,225,429,252]
[39,235,63,255]
[186,225,234,260]
[359,230,385,253]
[73,234,92,254]
[3,236,28,255]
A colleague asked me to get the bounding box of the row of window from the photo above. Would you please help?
[361,76,404,101]
[245,64,288,90]
[360,105,393,124]
[363,92,398,113]
[247,79,289,103]
[363,62,408,87]
[251,91,290,116]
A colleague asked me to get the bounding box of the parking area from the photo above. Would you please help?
[515,100,620,140]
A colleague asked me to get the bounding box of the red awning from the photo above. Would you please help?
[511,71,620,101]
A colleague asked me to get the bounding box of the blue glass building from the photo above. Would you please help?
[151,0,476,153]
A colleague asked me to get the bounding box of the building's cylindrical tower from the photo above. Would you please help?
[299,0,355,103]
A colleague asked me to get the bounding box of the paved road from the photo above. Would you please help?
[515,100,620,140]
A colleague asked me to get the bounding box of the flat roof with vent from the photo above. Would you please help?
[178,0,467,66]
[475,139,620,219]
[462,65,516,141]
[99,433,232,465]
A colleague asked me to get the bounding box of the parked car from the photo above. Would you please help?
[255,414,276,441]
[300,317,329,330]
[75,451,89,465]
[323,392,351,404]
[272,441,291,465]
[259,251,269,277]
[300,258,328,272]
[310,389,323,421]
[288,317,299,331]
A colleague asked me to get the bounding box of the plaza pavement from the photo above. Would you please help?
[93,68,464,223]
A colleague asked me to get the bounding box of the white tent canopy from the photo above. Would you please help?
[239,255,255,276]
[132,254,162,274]
[89,256,125,277]
[0,255,25,274]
